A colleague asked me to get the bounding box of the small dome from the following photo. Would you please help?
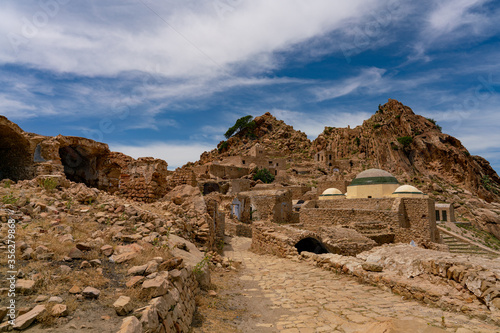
[321,188,343,195]
[350,169,399,186]
[356,169,395,179]
[393,185,423,194]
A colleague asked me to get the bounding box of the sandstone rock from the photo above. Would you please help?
[12,305,46,330]
[141,276,168,297]
[51,304,68,317]
[111,251,138,264]
[126,276,145,288]
[140,306,159,332]
[145,261,158,275]
[69,285,81,294]
[16,279,35,293]
[159,257,183,271]
[100,244,114,256]
[113,296,133,316]
[58,265,72,274]
[35,295,49,302]
[58,234,74,243]
[362,262,383,272]
[117,316,142,333]
[0,307,7,322]
[82,287,100,299]
[80,261,91,269]
[76,242,92,251]
[48,296,63,303]
[90,259,102,267]
[68,247,84,259]
[127,264,148,276]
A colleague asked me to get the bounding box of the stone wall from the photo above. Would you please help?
[119,158,169,203]
[237,189,293,224]
[317,180,349,196]
[168,169,197,188]
[193,164,250,179]
[300,198,439,247]
[118,267,199,333]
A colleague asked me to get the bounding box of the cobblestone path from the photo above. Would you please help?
[224,237,499,333]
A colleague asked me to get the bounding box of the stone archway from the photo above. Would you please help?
[295,238,329,254]
[0,125,34,181]
[59,145,99,188]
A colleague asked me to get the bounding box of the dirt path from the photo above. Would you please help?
[193,236,499,333]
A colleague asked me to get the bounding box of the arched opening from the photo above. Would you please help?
[0,125,34,181]
[295,238,329,254]
[59,145,99,188]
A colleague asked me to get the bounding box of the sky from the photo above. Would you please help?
[1,0,499,171]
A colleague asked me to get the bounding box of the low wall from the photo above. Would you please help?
[119,267,199,333]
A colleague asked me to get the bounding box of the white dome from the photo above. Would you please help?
[321,188,343,195]
[393,185,422,193]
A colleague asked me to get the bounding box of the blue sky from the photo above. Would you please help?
[1,0,500,170]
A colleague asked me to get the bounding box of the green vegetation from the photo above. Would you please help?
[464,151,470,157]
[224,115,256,139]
[395,114,401,119]
[397,136,413,149]
[481,175,498,194]
[354,137,360,147]
[253,167,275,183]
[1,193,18,205]
[193,254,212,276]
[38,177,58,192]
[426,118,442,132]
[218,141,229,153]
[3,180,11,188]
[373,123,382,129]
[457,223,500,250]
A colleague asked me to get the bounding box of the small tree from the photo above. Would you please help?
[224,115,256,139]
[253,167,275,183]
[397,136,413,149]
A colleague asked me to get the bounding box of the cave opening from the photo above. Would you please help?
[295,237,329,254]
[59,145,99,188]
[0,125,34,181]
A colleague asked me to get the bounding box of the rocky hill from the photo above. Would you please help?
[197,112,312,166]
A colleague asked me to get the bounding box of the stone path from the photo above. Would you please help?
[223,236,499,333]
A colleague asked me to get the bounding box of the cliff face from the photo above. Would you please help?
[313,99,500,202]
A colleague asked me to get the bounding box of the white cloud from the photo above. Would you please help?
[0,1,385,79]
[109,141,214,169]
[427,0,486,35]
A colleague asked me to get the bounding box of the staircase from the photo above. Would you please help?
[440,231,498,258]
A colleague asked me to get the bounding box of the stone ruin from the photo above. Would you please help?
[0,116,169,202]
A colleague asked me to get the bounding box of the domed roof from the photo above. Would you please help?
[350,168,399,186]
[393,185,423,194]
[321,188,343,196]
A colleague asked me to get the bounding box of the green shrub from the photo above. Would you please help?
[253,167,275,184]
[354,137,360,147]
[218,141,229,153]
[38,177,58,192]
[397,136,413,148]
[373,123,382,129]
[426,118,442,132]
[2,193,18,205]
[224,115,256,139]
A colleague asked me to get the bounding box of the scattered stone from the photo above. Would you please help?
[35,295,49,303]
[58,265,72,274]
[117,316,142,333]
[82,287,100,299]
[76,242,92,251]
[69,285,81,294]
[141,276,168,297]
[208,290,217,297]
[127,264,148,276]
[113,296,133,316]
[362,263,384,272]
[68,247,84,259]
[90,259,102,267]
[12,305,46,330]
[158,257,183,271]
[48,296,63,303]
[100,244,114,256]
[51,304,68,317]
[80,261,91,269]
[126,276,145,288]
[111,251,138,264]
[16,279,35,293]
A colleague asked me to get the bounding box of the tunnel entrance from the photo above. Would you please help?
[59,145,99,188]
[295,238,329,254]
[0,125,34,181]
